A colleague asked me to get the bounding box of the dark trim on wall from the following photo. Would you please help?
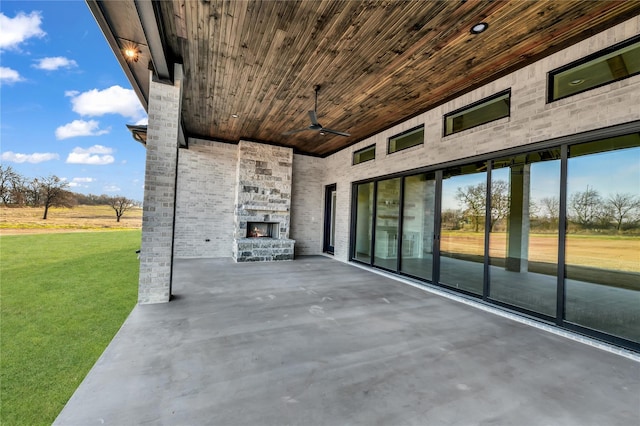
[557,144,569,326]
[547,34,640,103]
[351,120,640,186]
[483,161,492,301]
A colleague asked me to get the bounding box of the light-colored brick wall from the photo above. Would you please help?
[139,72,182,304]
[322,18,640,263]
[290,154,324,255]
[174,139,237,258]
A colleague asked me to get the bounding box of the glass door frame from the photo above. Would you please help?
[323,183,337,254]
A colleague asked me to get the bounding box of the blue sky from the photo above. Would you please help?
[1,1,146,201]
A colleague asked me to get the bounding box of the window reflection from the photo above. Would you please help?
[565,135,640,342]
[374,178,401,270]
[401,173,436,280]
[353,182,374,263]
[440,164,486,294]
[488,151,560,316]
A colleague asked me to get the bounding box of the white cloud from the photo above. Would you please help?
[34,56,78,71]
[135,117,148,125]
[0,11,46,50]
[66,85,145,121]
[0,67,24,84]
[73,177,94,183]
[55,119,110,140]
[104,185,121,193]
[69,177,94,188]
[66,145,115,165]
[1,151,59,164]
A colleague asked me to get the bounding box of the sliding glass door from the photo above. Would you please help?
[439,164,487,295]
[349,131,639,349]
[488,150,560,317]
[353,182,374,263]
[400,173,436,280]
[374,178,401,270]
[565,135,640,342]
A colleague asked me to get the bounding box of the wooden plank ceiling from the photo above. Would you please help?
[103,0,640,156]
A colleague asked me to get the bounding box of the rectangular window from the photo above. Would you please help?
[548,35,640,102]
[388,125,424,154]
[444,90,510,136]
[353,144,376,165]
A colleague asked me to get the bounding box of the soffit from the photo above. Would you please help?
[91,0,640,156]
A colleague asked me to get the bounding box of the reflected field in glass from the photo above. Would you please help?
[488,151,560,317]
[439,164,486,294]
[565,136,640,342]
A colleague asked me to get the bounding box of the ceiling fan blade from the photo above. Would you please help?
[282,127,311,135]
[308,110,320,126]
[321,128,351,137]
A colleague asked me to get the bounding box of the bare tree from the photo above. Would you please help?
[456,180,509,232]
[39,175,72,219]
[607,193,640,231]
[456,183,486,232]
[539,196,560,221]
[569,186,604,227]
[489,180,509,232]
[0,165,19,206]
[9,174,27,206]
[441,208,464,230]
[108,196,135,222]
[25,178,42,207]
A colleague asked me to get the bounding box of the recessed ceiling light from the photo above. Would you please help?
[569,79,585,86]
[470,22,489,34]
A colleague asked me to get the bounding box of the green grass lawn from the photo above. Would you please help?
[0,231,140,425]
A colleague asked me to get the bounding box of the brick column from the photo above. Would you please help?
[138,66,183,304]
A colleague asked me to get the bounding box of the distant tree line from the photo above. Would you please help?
[447,181,640,233]
[0,165,139,221]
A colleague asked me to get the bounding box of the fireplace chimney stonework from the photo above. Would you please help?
[233,141,295,261]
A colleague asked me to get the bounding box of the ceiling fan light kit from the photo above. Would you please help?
[283,85,351,137]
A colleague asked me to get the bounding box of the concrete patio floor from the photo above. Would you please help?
[55,256,639,425]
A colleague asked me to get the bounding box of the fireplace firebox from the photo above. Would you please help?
[246,222,279,238]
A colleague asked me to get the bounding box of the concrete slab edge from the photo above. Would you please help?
[349,261,640,363]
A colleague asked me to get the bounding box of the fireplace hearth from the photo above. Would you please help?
[247,222,278,238]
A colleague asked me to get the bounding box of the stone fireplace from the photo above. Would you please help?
[246,222,279,238]
[232,141,295,262]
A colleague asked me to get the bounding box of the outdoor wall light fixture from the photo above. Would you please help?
[470,22,489,34]
[231,114,239,118]
[121,41,141,63]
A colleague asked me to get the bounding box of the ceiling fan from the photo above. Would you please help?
[282,85,351,137]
